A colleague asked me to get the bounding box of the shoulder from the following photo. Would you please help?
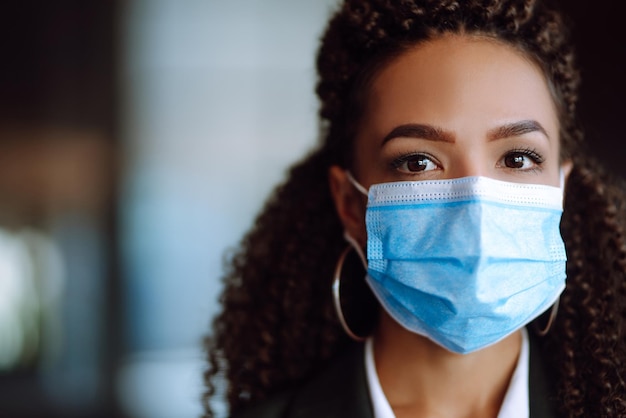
[231,343,373,418]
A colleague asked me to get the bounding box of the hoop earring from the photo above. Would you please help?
[534,298,559,337]
[332,245,367,342]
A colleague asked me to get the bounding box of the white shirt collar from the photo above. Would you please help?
[364,328,530,418]
[365,334,396,418]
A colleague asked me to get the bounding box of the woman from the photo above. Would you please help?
[203,0,626,417]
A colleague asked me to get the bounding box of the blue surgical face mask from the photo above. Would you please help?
[346,174,567,354]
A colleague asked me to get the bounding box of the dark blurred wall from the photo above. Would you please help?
[0,1,118,132]
[557,0,626,180]
[0,1,122,418]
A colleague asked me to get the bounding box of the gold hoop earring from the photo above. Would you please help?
[332,246,367,342]
[534,298,559,337]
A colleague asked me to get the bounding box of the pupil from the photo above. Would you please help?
[506,154,524,168]
[407,158,427,172]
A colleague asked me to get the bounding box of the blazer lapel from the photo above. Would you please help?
[528,331,558,418]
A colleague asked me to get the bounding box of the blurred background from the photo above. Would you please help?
[0,1,623,418]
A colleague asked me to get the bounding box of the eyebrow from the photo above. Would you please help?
[381,119,550,146]
[381,124,455,145]
[487,120,549,142]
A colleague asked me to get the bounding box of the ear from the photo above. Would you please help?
[328,165,367,247]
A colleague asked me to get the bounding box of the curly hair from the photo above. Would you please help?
[203,0,626,416]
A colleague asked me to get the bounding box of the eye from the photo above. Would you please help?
[391,153,440,174]
[499,148,545,171]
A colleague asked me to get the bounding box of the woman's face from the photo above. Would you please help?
[330,34,568,245]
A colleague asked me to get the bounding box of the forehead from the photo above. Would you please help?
[361,34,559,139]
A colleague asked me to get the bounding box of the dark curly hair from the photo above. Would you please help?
[203,0,626,416]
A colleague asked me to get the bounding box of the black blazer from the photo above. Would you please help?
[232,334,557,418]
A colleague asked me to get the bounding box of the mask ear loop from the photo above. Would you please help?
[534,298,559,337]
[332,172,372,341]
[332,170,370,340]
[534,167,566,337]
[346,171,369,197]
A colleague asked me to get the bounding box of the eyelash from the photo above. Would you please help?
[506,147,544,163]
[388,148,546,173]
[389,152,439,170]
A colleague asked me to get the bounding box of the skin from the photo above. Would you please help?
[329,34,572,418]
